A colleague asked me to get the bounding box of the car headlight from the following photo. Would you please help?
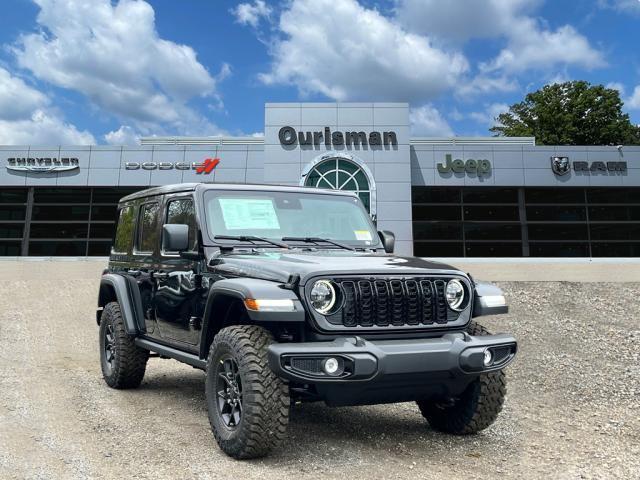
[445,279,465,311]
[310,280,336,314]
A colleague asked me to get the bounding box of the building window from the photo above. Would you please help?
[304,157,372,212]
[0,186,146,257]
[412,187,523,258]
[412,186,640,258]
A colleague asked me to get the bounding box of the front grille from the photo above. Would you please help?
[326,277,460,328]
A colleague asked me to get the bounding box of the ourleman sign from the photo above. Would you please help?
[551,156,627,176]
[437,154,492,176]
[6,157,79,173]
[279,126,398,147]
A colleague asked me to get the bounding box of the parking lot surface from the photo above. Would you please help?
[0,262,638,479]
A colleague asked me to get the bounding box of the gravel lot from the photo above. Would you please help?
[0,263,638,480]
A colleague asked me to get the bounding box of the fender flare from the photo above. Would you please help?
[199,277,305,358]
[472,281,509,317]
[98,274,146,335]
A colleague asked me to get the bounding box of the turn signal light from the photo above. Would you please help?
[244,298,296,312]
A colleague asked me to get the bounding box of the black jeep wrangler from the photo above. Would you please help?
[97,183,516,459]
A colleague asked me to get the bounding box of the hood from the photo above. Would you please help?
[206,249,463,285]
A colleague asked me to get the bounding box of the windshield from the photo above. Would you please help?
[203,190,380,248]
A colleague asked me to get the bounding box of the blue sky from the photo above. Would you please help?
[0,0,638,144]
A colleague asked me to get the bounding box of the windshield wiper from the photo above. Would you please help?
[281,236,356,251]
[214,235,291,249]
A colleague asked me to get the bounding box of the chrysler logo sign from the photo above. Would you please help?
[6,157,79,173]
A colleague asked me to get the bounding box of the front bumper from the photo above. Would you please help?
[267,332,517,406]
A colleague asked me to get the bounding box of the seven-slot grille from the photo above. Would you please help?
[325,277,457,328]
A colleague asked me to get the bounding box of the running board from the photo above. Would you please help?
[135,338,207,370]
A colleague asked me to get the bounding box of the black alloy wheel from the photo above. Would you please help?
[99,302,149,389]
[215,355,243,428]
[205,325,289,459]
[103,322,116,375]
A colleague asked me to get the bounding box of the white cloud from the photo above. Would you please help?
[457,74,519,97]
[259,0,468,102]
[396,0,539,43]
[606,82,626,96]
[13,0,223,135]
[599,0,640,14]
[396,0,604,75]
[0,110,95,144]
[482,22,605,73]
[469,103,509,126]
[232,0,272,27]
[410,105,454,136]
[104,125,139,145]
[0,67,49,120]
[627,86,640,110]
[0,66,94,144]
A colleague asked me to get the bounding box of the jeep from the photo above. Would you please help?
[97,183,517,459]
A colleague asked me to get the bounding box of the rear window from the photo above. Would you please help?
[136,203,159,253]
[112,206,135,254]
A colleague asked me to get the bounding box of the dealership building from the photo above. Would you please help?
[1,102,638,257]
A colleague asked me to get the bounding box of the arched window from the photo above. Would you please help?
[303,157,372,212]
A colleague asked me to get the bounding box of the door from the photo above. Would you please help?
[153,195,203,346]
[133,201,161,335]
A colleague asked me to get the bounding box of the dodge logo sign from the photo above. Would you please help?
[551,156,570,176]
[125,158,220,174]
[6,157,79,173]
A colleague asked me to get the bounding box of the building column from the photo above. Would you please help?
[21,187,34,256]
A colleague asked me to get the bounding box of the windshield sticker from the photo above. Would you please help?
[354,230,372,241]
[219,198,281,230]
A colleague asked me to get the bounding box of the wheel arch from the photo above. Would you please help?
[198,278,305,360]
[98,274,145,335]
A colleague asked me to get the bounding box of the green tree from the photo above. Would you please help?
[490,81,640,145]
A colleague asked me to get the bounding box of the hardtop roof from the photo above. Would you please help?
[118,182,357,204]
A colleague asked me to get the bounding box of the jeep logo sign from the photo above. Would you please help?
[6,157,79,173]
[437,154,492,176]
[279,126,398,148]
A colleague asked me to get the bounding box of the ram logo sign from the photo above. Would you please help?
[551,156,627,176]
[551,156,571,176]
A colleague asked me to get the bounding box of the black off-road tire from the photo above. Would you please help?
[99,302,149,389]
[417,321,507,434]
[205,325,289,459]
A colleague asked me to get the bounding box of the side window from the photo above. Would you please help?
[136,202,159,253]
[166,198,197,251]
[112,206,135,254]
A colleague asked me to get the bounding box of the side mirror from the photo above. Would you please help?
[163,224,189,252]
[378,230,395,254]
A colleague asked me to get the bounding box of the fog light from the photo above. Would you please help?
[323,357,340,375]
[483,349,493,367]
